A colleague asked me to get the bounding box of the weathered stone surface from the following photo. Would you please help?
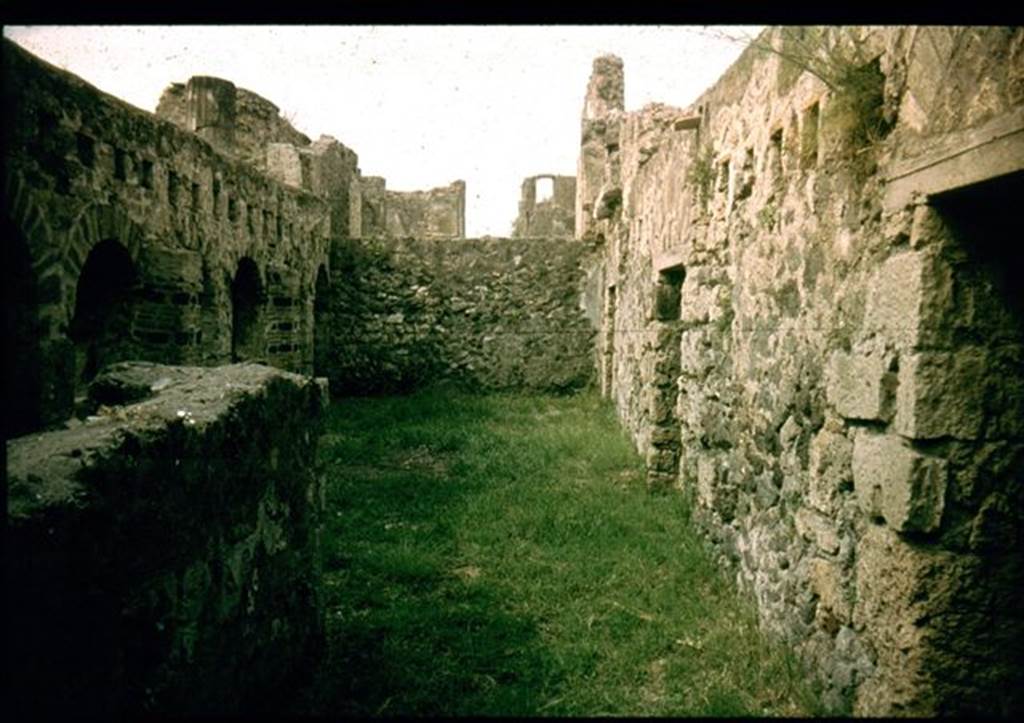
[807,556,850,624]
[807,426,853,515]
[826,350,894,421]
[581,26,1024,715]
[6,362,325,716]
[894,348,986,440]
[384,180,466,239]
[862,249,954,349]
[852,431,947,533]
[323,236,595,394]
[795,506,840,555]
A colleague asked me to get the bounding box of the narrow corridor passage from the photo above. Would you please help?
[292,389,824,716]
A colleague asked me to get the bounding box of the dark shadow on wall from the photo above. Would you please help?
[231,257,265,362]
[68,239,138,392]
[926,168,1024,716]
[4,215,44,439]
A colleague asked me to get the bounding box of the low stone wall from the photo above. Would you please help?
[5,362,326,716]
[323,236,596,395]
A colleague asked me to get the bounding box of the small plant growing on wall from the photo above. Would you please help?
[700,27,894,161]
[825,58,892,158]
[757,203,778,231]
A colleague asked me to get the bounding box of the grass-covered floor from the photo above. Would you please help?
[293,388,823,716]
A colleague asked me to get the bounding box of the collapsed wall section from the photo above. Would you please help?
[581,27,1024,716]
[5,362,327,716]
[321,236,596,394]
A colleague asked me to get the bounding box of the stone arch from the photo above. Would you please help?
[62,202,146,331]
[231,256,266,362]
[68,239,139,385]
[312,263,330,377]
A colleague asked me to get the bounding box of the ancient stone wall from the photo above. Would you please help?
[321,236,596,394]
[6,362,326,716]
[512,174,576,238]
[3,40,331,436]
[580,27,1024,716]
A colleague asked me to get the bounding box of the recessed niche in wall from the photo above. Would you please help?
[654,265,685,322]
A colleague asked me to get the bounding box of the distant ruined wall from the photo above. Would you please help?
[321,236,595,394]
[385,180,466,239]
[3,40,331,437]
[580,27,1024,716]
[512,174,576,238]
[6,362,326,716]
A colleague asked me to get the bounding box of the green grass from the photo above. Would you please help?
[293,387,825,716]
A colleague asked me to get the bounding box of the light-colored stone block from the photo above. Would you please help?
[795,506,840,555]
[808,557,850,623]
[894,349,985,440]
[266,143,303,188]
[807,427,853,515]
[862,249,953,349]
[827,350,894,421]
[852,431,947,533]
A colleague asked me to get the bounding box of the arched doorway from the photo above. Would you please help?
[313,264,330,377]
[68,239,138,386]
[231,257,264,362]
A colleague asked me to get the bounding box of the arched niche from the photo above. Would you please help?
[231,257,265,362]
[67,239,139,387]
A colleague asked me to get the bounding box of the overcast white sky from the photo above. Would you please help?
[4,25,761,237]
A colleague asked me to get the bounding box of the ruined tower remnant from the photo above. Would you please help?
[512,174,576,238]
[186,76,237,151]
[576,54,624,240]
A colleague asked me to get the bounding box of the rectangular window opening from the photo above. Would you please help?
[654,265,686,322]
[168,171,180,207]
[75,133,95,168]
[140,159,154,189]
[114,148,127,181]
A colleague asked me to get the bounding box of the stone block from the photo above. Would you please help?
[862,249,953,349]
[696,454,736,520]
[266,143,303,188]
[852,431,947,533]
[852,524,949,715]
[808,557,851,623]
[826,350,894,421]
[139,246,203,288]
[795,506,841,555]
[807,427,853,515]
[894,349,985,440]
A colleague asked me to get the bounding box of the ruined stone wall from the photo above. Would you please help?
[156,80,312,170]
[6,362,326,716]
[321,236,595,394]
[384,180,466,239]
[581,27,1024,716]
[3,40,331,435]
[512,174,576,238]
